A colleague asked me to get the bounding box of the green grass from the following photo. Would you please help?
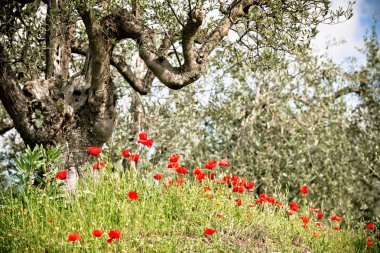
[0,166,375,252]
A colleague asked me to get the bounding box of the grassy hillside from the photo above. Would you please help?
[0,148,378,252]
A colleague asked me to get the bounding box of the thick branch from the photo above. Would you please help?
[197,0,260,63]
[182,9,204,70]
[0,45,33,143]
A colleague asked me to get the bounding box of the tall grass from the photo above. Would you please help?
[0,148,377,252]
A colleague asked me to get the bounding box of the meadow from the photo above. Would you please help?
[0,134,378,252]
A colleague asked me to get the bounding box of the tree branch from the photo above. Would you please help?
[0,44,33,143]
[182,9,204,70]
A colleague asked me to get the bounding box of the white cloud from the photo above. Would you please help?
[311,0,368,66]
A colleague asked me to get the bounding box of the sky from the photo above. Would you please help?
[311,0,380,66]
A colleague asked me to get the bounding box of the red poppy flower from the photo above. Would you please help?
[232,186,245,193]
[236,199,242,206]
[107,229,121,243]
[317,213,324,219]
[153,174,163,180]
[300,185,308,195]
[289,202,299,212]
[129,154,139,162]
[137,132,153,147]
[330,215,342,222]
[127,191,139,200]
[245,182,254,189]
[208,173,216,180]
[169,154,180,163]
[315,222,321,226]
[92,162,105,170]
[216,213,223,218]
[204,228,216,235]
[333,226,339,231]
[276,202,284,208]
[164,180,173,188]
[175,167,187,175]
[367,241,374,246]
[49,218,53,223]
[312,231,317,237]
[108,229,122,239]
[366,223,375,230]
[193,168,202,175]
[68,232,81,241]
[218,159,230,167]
[139,139,153,148]
[175,177,184,186]
[203,186,211,192]
[121,149,130,157]
[92,229,104,237]
[301,216,310,224]
[167,162,179,169]
[205,160,217,169]
[196,173,206,182]
[55,170,68,180]
[138,132,147,141]
[88,146,102,156]
[266,197,276,203]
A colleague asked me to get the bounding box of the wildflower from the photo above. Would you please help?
[88,146,102,156]
[300,185,308,195]
[204,228,216,235]
[68,232,81,241]
[205,160,217,169]
[317,213,324,219]
[232,186,245,193]
[330,215,342,222]
[92,229,104,237]
[218,159,230,167]
[333,226,339,231]
[266,197,276,203]
[153,174,163,180]
[164,180,173,188]
[217,213,223,218]
[92,162,105,170]
[169,154,180,163]
[137,132,153,148]
[276,202,284,208]
[55,170,68,180]
[366,236,372,241]
[315,222,321,226]
[203,186,211,192]
[107,229,121,243]
[301,216,310,228]
[121,149,130,157]
[289,202,299,212]
[175,167,187,175]
[366,223,375,230]
[196,173,206,183]
[312,231,317,237]
[129,154,139,162]
[193,168,202,175]
[167,162,179,169]
[127,191,139,201]
[367,241,374,246]
[301,216,310,224]
[175,177,184,186]
[7,230,13,237]
[208,173,216,180]
[236,199,242,206]
[49,218,53,223]
[245,182,254,189]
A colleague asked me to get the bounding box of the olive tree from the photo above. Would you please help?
[0,0,352,172]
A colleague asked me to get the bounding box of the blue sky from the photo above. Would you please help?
[312,0,380,66]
